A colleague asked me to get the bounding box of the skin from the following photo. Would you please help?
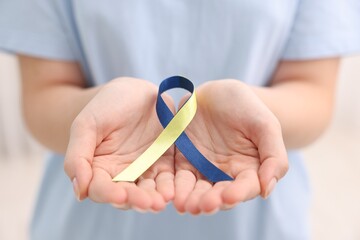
[174,80,287,214]
[19,55,339,214]
[64,78,176,211]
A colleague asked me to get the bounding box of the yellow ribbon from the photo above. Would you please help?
[112,92,197,182]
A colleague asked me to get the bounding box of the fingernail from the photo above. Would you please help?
[176,210,185,216]
[112,203,125,208]
[133,207,147,213]
[72,178,81,201]
[265,178,277,199]
[149,209,161,214]
[204,208,219,215]
[223,203,235,209]
[112,203,130,210]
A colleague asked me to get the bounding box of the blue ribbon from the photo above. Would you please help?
[156,76,233,182]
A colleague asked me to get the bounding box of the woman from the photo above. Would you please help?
[0,0,359,239]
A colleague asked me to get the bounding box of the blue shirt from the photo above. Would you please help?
[1,1,359,239]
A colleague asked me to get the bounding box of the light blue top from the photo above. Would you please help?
[1,1,360,239]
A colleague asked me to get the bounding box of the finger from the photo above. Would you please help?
[199,181,231,214]
[89,169,153,211]
[258,157,285,199]
[88,168,127,205]
[124,183,153,212]
[64,119,97,201]
[155,171,175,202]
[255,122,288,198]
[137,178,166,212]
[221,170,261,206]
[184,179,212,215]
[173,170,196,213]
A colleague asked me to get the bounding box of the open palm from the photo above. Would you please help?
[174,80,288,214]
[64,77,175,212]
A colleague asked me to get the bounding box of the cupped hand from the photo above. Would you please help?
[173,80,288,215]
[64,77,175,212]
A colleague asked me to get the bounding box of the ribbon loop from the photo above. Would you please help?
[113,76,233,182]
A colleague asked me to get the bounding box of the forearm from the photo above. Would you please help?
[22,84,101,154]
[252,80,335,149]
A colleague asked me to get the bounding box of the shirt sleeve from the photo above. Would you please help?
[282,0,360,60]
[0,0,77,60]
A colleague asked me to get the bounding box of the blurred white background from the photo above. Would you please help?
[0,52,359,240]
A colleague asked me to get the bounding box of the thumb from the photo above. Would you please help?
[255,121,289,199]
[64,118,97,201]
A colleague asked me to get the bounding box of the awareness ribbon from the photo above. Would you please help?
[112,76,233,182]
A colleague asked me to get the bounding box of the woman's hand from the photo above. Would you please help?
[173,80,288,214]
[64,77,175,212]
